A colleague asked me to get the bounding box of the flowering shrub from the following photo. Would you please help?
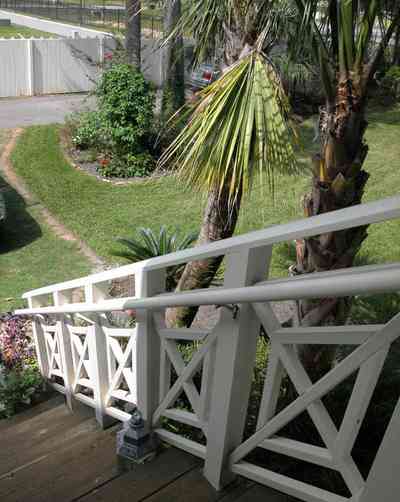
[68,60,157,179]
[0,315,44,418]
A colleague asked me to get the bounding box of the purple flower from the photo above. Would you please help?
[0,315,33,371]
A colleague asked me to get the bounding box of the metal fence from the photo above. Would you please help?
[0,0,163,37]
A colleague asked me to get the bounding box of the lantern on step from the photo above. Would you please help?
[116,408,158,465]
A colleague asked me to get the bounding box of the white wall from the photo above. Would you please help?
[0,39,30,97]
[0,37,101,97]
[33,38,100,94]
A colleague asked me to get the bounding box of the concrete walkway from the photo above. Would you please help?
[0,94,94,128]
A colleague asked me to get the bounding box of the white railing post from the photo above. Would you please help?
[135,267,166,423]
[203,246,273,490]
[84,282,116,428]
[28,296,49,379]
[53,291,85,414]
[88,322,115,428]
[357,396,400,502]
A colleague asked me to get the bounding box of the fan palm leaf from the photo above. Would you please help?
[160,51,298,206]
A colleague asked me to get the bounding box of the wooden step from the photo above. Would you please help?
[0,400,95,476]
[0,395,64,433]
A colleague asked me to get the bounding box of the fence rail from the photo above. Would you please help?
[15,195,400,502]
[0,0,163,37]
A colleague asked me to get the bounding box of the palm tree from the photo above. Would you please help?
[126,0,141,68]
[289,1,400,316]
[160,0,298,327]
[162,0,185,120]
[284,1,400,376]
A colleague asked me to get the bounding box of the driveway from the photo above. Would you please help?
[0,94,95,128]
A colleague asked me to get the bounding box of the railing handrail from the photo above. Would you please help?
[15,262,400,316]
[20,195,400,300]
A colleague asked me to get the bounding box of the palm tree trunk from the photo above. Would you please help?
[126,0,141,69]
[166,185,242,328]
[293,79,370,379]
[393,24,400,66]
[162,0,185,120]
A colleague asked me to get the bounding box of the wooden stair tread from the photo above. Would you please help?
[79,447,200,502]
[0,395,64,433]
[0,425,119,502]
[0,403,96,476]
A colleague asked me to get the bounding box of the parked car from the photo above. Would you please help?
[188,63,221,90]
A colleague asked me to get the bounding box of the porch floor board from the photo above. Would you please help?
[0,398,289,502]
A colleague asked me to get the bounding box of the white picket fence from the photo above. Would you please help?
[15,195,400,502]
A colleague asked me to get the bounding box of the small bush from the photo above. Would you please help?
[70,111,104,151]
[97,63,155,157]
[99,152,156,178]
[0,315,44,419]
[0,362,43,418]
[69,62,157,179]
[381,65,400,98]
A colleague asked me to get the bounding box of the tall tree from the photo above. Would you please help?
[162,0,185,119]
[161,0,298,327]
[126,0,141,68]
[289,0,400,376]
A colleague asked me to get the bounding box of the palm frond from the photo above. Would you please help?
[159,52,298,206]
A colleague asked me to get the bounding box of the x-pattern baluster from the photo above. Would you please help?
[229,304,400,498]
[70,330,92,393]
[105,333,137,406]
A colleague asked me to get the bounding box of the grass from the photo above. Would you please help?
[0,131,91,312]
[10,104,400,286]
[0,24,55,38]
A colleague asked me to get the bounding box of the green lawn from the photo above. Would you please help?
[0,131,91,312]
[10,105,400,290]
[0,24,55,38]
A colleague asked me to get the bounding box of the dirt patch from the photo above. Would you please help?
[0,128,106,271]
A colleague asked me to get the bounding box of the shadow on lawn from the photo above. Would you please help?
[367,102,400,127]
[0,176,42,253]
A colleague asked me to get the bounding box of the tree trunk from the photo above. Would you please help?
[293,77,370,380]
[126,0,141,69]
[166,185,242,328]
[162,0,185,120]
[393,24,400,66]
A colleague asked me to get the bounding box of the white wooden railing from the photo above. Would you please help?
[15,196,400,502]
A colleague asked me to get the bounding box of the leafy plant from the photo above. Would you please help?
[69,111,104,151]
[381,65,400,98]
[99,152,155,178]
[0,315,44,419]
[0,361,43,418]
[113,226,198,290]
[96,63,155,157]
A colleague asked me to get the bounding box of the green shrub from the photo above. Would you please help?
[96,63,155,157]
[69,63,157,178]
[0,315,44,419]
[381,65,400,98]
[99,151,156,178]
[70,111,104,150]
[0,360,43,418]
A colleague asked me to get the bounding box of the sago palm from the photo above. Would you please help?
[160,0,298,327]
